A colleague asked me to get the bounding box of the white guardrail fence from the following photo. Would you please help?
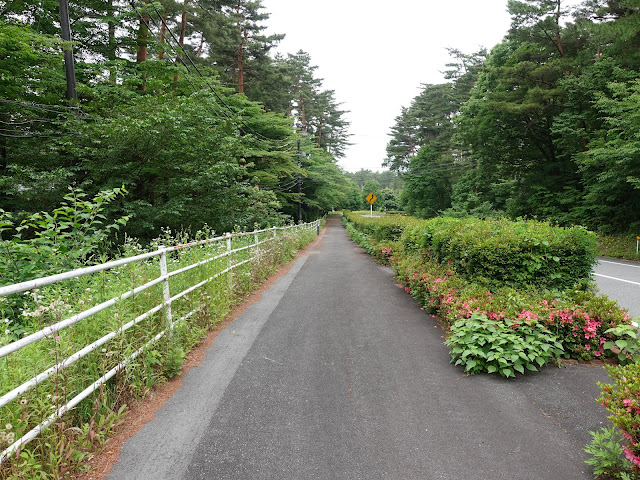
[0,220,321,463]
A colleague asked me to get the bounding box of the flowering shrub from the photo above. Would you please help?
[344,215,638,373]
[589,364,640,478]
[390,247,635,363]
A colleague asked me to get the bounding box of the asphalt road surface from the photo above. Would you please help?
[108,217,611,480]
[594,257,640,319]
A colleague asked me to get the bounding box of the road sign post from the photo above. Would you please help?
[365,192,377,217]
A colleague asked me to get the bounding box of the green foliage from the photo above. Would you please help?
[343,210,421,242]
[584,427,629,479]
[402,217,598,290]
[602,324,640,366]
[384,4,640,234]
[445,313,563,377]
[0,20,65,103]
[0,187,128,286]
[400,148,452,218]
[0,8,354,242]
[343,212,635,374]
[577,79,640,233]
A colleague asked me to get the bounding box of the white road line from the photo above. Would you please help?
[594,273,640,286]
[599,260,640,269]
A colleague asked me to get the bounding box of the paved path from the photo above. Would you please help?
[108,217,610,480]
[594,257,640,318]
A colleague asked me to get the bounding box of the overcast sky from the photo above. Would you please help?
[261,0,515,172]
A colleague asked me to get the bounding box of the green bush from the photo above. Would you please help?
[343,211,421,242]
[584,427,629,479]
[445,313,563,378]
[402,217,598,290]
[343,212,636,375]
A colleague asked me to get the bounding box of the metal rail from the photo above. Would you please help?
[0,220,320,463]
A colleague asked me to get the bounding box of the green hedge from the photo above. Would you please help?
[342,211,421,242]
[402,217,598,290]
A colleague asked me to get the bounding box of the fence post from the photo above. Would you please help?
[226,233,232,288]
[254,230,260,262]
[158,246,173,330]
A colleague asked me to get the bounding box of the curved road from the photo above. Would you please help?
[108,217,610,480]
[594,258,640,319]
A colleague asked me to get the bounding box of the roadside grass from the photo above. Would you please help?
[598,234,640,261]
[0,225,320,479]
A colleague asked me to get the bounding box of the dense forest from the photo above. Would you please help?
[386,0,640,233]
[0,0,355,241]
[2,0,640,247]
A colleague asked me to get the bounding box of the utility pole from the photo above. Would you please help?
[59,0,77,100]
[297,137,302,222]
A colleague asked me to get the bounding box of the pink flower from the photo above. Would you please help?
[623,446,640,468]
[624,399,635,413]
[623,431,636,444]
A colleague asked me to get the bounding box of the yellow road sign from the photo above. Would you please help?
[366,192,377,204]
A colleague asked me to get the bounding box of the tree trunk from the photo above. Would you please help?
[237,27,248,93]
[196,33,204,57]
[159,16,167,60]
[316,118,322,147]
[553,0,565,58]
[0,137,7,174]
[136,15,149,63]
[300,96,307,130]
[237,41,244,93]
[174,0,189,83]
[107,0,116,85]
[136,13,149,90]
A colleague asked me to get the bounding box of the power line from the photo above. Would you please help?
[0,99,82,115]
[404,162,473,172]
[403,161,476,177]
